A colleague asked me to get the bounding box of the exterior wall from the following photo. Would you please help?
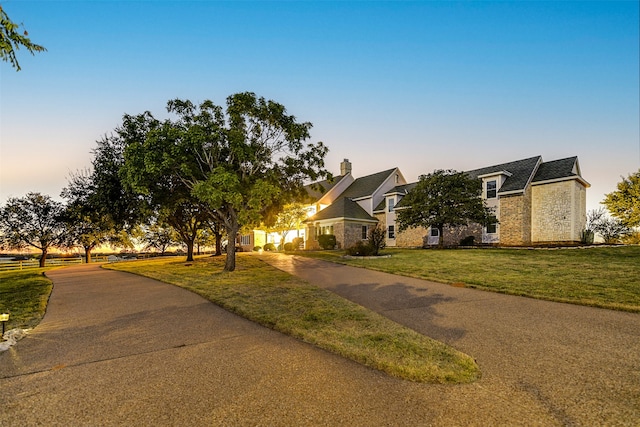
[498,190,532,245]
[395,225,428,247]
[343,221,367,249]
[531,180,586,243]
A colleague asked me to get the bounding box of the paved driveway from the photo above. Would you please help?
[1,258,638,426]
[261,253,640,426]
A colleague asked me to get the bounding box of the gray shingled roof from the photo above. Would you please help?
[306,198,376,222]
[374,183,417,211]
[339,168,397,200]
[304,175,346,201]
[466,156,541,194]
[532,157,578,182]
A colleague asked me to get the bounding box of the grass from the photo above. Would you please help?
[105,255,480,384]
[0,269,54,330]
[295,246,640,312]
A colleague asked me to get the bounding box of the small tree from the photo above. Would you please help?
[0,193,66,267]
[593,216,631,244]
[142,223,178,255]
[585,208,631,244]
[396,170,495,248]
[368,223,386,256]
[603,170,640,228]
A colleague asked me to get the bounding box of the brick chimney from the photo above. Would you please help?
[340,159,352,175]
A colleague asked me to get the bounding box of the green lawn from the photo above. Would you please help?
[295,246,640,312]
[105,255,480,384]
[0,269,54,330]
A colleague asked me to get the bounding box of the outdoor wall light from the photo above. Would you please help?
[0,313,9,336]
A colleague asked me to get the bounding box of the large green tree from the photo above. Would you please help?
[119,112,216,262]
[119,92,330,271]
[0,193,66,267]
[603,170,640,228]
[60,169,129,263]
[90,134,145,233]
[1,5,46,71]
[396,170,495,248]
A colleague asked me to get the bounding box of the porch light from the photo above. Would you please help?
[0,313,9,336]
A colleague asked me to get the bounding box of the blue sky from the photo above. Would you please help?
[1,1,638,213]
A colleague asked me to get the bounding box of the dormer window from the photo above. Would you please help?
[486,180,497,199]
[388,197,395,212]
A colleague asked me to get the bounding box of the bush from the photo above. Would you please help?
[253,246,262,252]
[317,234,337,250]
[367,223,386,256]
[283,242,294,251]
[263,243,276,251]
[292,237,304,250]
[346,241,375,256]
[460,236,475,246]
[580,230,595,245]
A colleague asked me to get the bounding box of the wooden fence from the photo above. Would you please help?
[0,257,110,272]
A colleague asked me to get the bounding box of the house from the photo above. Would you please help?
[382,156,590,247]
[239,155,589,251]
[304,156,589,249]
[305,159,407,249]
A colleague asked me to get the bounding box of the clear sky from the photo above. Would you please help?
[1,1,638,213]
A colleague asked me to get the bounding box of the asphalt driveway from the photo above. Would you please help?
[1,257,638,426]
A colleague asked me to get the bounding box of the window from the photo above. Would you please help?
[388,225,395,239]
[362,225,368,240]
[388,197,395,212]
[430,227,439,237]
[241,235,251,246]
[486,180,497,199]
[486,223,497,234]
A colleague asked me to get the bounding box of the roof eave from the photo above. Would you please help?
[532,175,591,188]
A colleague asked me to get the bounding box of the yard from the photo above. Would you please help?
[295,245,640,312]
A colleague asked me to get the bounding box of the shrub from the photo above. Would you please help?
[346,241,375,256]
[263,243,276,251]
[460,236,475,246]
[291,237,304,250]
[367,223,386,256]
[317,234,337,250]
[580,230,595,245]
[283,242,294,251]
[253,246,262,252]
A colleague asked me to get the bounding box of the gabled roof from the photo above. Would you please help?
[466,156,542,195]
[304,175,347,201]
[532,157,589,186]
[339,168,398,200]
[374,183,417,212]
[306,197,377,222]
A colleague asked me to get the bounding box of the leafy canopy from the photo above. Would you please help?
[0,5,46,71]
[603,170,640,228]
[0,192,66,267]
[396,170,495,247]
[117,92,329,271]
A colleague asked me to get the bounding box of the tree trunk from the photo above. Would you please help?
[186,239,195,262]
[84,246,92,263]
[438,225,445,248]
[39,248,48,268]
[214,230,223,256]
[224,225,238,272]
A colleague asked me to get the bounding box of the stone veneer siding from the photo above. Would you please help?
[498,190,532,245]
[531,180,586,243]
